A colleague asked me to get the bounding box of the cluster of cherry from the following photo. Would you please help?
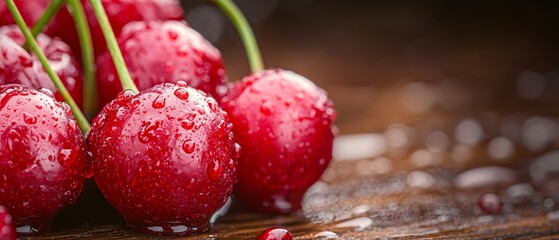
[0,0,335,238]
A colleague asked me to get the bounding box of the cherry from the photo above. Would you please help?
[257,227,293,240]
[83,0,183,55]
[0,85,88,233]
[0,0,77,53]
[1,0,183,59]
[221,69,335,213]
[0,205,16,240]
[478,193,502,215]
[96,20,227,109]
[0,25,83,108]
[87,82,237,235]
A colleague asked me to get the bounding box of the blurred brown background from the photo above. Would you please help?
[183,0,559,136]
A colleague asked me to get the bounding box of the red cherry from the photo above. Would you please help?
[87,82,237,235]
[257,227,293,240]
[0,0,183,59]
[221,69,336,214]
[96,20,227,109]
[0,205,16,240]
[0,85,89,234]
[0,25,83,109]
[83,0,183,55]
[478,193,502,215]
[0,0,77,54]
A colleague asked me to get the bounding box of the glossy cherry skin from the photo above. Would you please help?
[83,0,183,55]
[0,0,77,54]
[0,85,88,234]
[0,0,183,60]
[257,227,293,240]
[87,82,237,235]
[221,69,336,214]
[96,20,227,109]
[0,205,16,240]
[0,25,83,108]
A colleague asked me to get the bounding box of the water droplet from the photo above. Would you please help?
[22,112,37,124]
[384,124,413,150]
[115,106,126,119]
[152,95,166,109]
[58,148,76,167]
[260,101,273,116]
[38,88,54,98]
[138,121,161,143]
[167,30,178,40]
[174,88,189,100]
[180,120,194,130]
[314,231,338,239]
[548,210,559,221]
[505,183,534,202]
[177,45,189,56]
[522,117,556,151]
[407,171,435,188]
[216,85,227,97]
[207,159,222,180]
[425,131,449,152]
[454,166,516,189]
[455,118,484,146]
[207,100,218,112]
[176,80,188,87]
[182,140,195,153]
[120,89,136,98]
[234,143,241,159]
[401,82,434,113]
[334,217,373,230]
[352,205,370,215]
[530,150,559,182]
[333,134,386,161]
[488,136,515,160]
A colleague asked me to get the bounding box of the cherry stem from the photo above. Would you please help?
[88,0,138,93]
[213,0,264,73]
[22,0,64,50]
[5,0,91,134]
[67,0,97,119]
[30,0,63,37]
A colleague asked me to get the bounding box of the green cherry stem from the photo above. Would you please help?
[30,0,64,37]
[67,0,97,119]
[89,0,138,93]
[212,0,264,73]
[5,0,91,134]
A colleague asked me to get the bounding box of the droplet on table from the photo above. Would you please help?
[453,166,516,189]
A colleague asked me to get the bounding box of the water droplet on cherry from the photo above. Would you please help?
[152,95,166,109]
[182,140,195,153]
[22,112,37,124]
[174,88,189,100]
[260,101,273,116]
